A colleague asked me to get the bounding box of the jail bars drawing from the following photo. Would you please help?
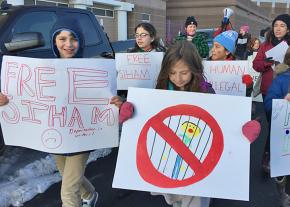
[147,115,213,180]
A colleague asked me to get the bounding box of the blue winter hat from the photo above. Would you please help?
[213,30,238,54]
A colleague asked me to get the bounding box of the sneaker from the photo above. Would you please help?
[281,193,290,207]
[275,176,287,196]
[82,191,98,207]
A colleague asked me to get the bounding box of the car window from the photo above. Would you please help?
[64,12,102,46]
[12,11,57,50]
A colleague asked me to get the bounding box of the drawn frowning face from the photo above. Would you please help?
[41,129,62,149]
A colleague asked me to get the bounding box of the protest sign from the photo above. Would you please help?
[270,99,290,177]
[203,60,247,96]
[0,56,119,153]
[116,52,164,90]
[113,87,251,201]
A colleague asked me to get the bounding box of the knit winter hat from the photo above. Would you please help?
[213,30,238,54]
[240,25,249,33]
[272,14,290,29]
[185,16,197,27]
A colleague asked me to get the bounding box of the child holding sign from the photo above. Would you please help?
[153,41,214,207]
[0,17,131,207]
[264,47,290,206]
[151,41,260,207]
[51,17,132,207]
[49,17,99,207]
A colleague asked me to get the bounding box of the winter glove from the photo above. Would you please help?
[242,74,253,87]
[264,57,274,62]
[264,57,276,67]
[119,102,134,124]
[242,74,253,97]
[242,120,261,143]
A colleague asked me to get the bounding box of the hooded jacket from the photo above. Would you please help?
[264,63,290,112]
[50,17,84,58]
[50,17,88,156]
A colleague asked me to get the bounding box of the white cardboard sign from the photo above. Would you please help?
[113,87,251,201]
[270,99,290,177]
[0,56,119,153]
[203,60,247,96]
[116,52,164,90]
[265,41,289,68]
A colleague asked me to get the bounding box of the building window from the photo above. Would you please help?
[36,1,56,6]
[141,13,150,22]
[58,3,68,7]
[24,0,69,7]
[106,10,113,17]
[92,8,106,16]
[88,7,114,18]
[24,0,35,5]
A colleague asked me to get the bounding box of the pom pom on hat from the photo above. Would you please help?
[213,30,238,54]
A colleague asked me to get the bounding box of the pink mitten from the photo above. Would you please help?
[119,102,134,124]
[242,120,261,143]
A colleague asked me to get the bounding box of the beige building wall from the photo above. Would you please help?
[92,3,118,41]
[125,0,166,40]
[88,0,167,41]
[166,0,272,42]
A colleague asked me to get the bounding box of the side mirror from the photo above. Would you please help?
[4,32,45,52]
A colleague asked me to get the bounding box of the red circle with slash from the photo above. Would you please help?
[136,104,224,188]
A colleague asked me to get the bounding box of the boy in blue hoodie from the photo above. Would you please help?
[50,17,98,207]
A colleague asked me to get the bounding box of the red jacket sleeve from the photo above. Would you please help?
[252,43,273,73]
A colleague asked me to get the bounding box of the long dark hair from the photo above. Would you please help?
[156,41,205,92]
[133,22,160,50]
